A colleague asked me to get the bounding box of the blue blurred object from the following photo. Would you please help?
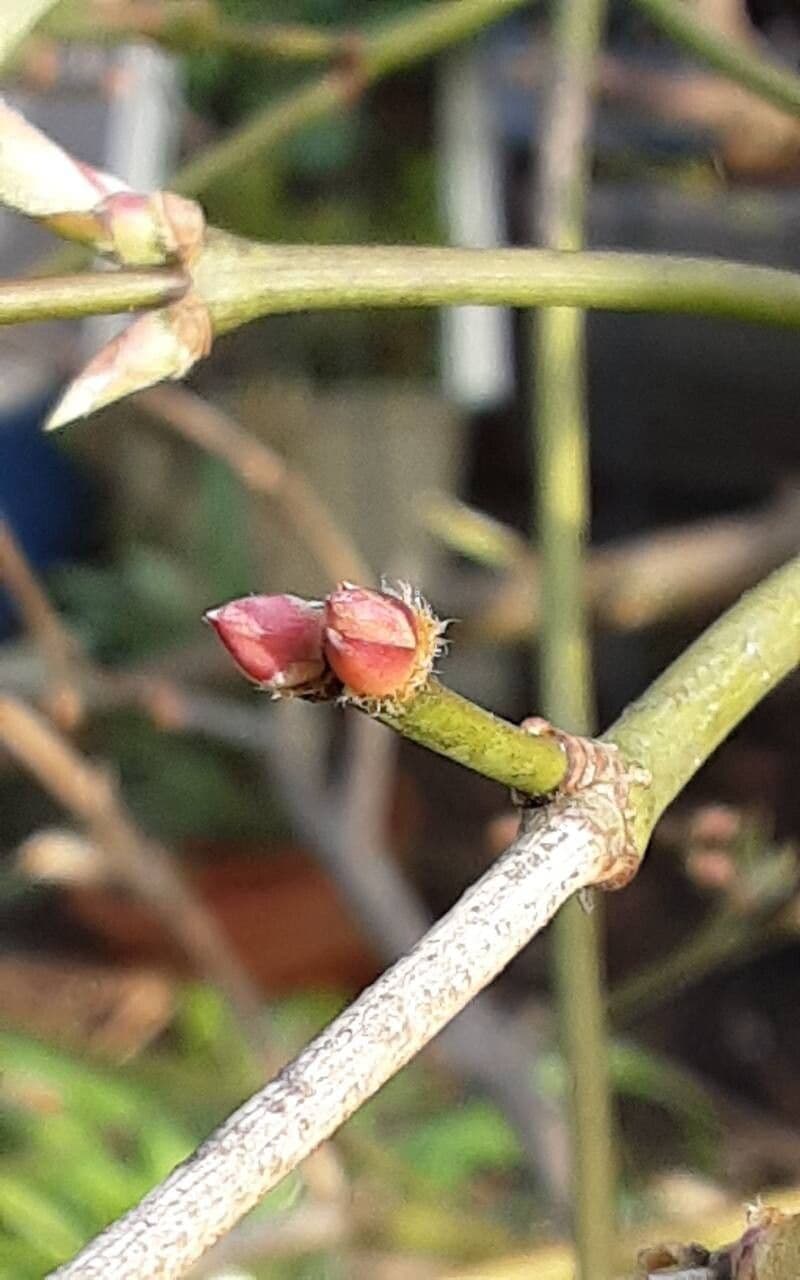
[0,361,95,639]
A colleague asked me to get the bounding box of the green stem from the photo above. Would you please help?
[534,308,592,726]
[194,238,800,335]
[530,0,612,1269]
[631,0,800,117]
[377,678,567,796]
[47,5,350,63]
[608,553,800,849]
[0,268,187,325]
[173,0,533,195]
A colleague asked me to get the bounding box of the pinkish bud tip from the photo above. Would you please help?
[323,583,427,700]
[205,594,326,692]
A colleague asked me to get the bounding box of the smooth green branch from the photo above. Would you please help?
[608,552,800,850]
[632,0,800,118]
[174,0,534,196]
[195,238,800,335]
[0,268,188,325]
[530,0,613,1269]
[378,678,568,796]
[50,238,800,430]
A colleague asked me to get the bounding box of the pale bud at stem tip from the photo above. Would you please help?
[44,295,212,432]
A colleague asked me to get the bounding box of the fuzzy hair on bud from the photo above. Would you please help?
[323,582,444,706]
[204,594,327,694]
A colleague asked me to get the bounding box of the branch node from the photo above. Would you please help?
[518,716,652,890]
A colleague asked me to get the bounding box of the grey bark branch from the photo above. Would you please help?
[51,784,622,1279]
[278,708,570,1212]
[145,692,570,1209]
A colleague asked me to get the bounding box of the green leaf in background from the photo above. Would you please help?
[397,1100,522,1193]
[535,1040,719,1172]
[192,455,254,604]
[0,1033,196,1276]
[96,712,267,840]
[49,546,199,662]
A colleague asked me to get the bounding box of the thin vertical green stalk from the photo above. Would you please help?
[531,0,613,1273]
[536,311,614,1278]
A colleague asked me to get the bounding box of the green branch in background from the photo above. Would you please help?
[530,0,612,1267]
[45,2,352,63]
[172,0,534,196]
[416,491,529,570]
[0,268,188,325]
[195,240,800,336]
[632,0,800,117]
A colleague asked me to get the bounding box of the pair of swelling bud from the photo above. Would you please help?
[206,583,444,707]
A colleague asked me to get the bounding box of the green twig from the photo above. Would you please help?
[609,553,800,850]
[530,0,612,1270]
[416,490,529,570]
[172,0,533,195]
[194,238,800,335]
[345,556,800,854]
[46,3,352,63]
[378,678,568,795]
[632,0,800,117]
[0,269,187,325]
[40,238,800,426]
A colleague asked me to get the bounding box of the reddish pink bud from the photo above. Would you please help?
[323,584,432,701]
[205,594,326,692]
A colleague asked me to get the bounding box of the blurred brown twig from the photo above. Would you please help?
[0,694,271,1058]
[422,486,800,643]
[136,384,371,585]
[0,519,86,728]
